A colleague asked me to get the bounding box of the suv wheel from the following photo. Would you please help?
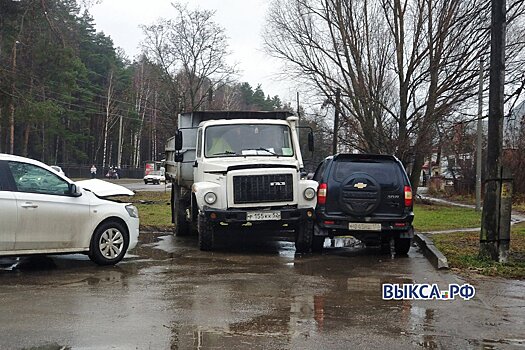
[89,221,129,265]
[312,224,326,252]
[395,237,411,255]
[295,222,313,253]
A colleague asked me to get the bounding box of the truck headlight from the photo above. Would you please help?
[204,192,217,205]
[304,187,316,200]
[125,205,139,218]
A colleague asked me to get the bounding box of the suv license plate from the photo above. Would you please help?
[247,211,281,221]
[348,223,381,231]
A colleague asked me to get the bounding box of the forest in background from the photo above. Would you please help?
[0,0,291,173]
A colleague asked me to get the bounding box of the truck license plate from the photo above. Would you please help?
[348,223,381,231]
[246,211,281,221]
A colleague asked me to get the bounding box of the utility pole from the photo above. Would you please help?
[332,88,341,154]
[476,59,484,212]
[480,0,506,261]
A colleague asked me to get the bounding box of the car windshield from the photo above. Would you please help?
[204,124,294,158]
[149,171,162,176]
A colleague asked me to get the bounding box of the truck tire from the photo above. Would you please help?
[295,222,313,253]
[198,214,214,251]
[172,184,191,236]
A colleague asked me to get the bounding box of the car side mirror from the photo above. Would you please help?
[175,129,183,151]
[68,183,82,197]
[308,132,314,152]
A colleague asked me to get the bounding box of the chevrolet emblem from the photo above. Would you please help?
[354,182,367,189]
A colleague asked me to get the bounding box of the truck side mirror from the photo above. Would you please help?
[175,129,183,151]
[308,132,314,152]
[175,153,184,162]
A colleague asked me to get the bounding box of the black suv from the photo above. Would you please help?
[312,154,414,255]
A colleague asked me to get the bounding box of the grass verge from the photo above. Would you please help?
[413,202,481,232]
[431,223,525,279]
[118,190,173,231]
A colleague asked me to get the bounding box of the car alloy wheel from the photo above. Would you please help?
[89,221,129,265]
[99,228,125,259]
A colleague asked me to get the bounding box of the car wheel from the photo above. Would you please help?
[394,237,412,255]
[144,180,148,184]
[312,224,325,253]
[312,236,325,253]
[89,221,129,266]
[295,222,313,253]
[198,213,214,251]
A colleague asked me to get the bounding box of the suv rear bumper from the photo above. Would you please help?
[202,207,315,228]
[315,211,414,239]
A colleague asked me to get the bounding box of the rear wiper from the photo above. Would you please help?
[212,151,238,156]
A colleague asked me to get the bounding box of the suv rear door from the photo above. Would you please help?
[325,157,407,217]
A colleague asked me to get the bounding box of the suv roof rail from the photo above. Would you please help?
[333,153,399,162]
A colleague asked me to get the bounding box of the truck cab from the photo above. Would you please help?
[165,111,318,252]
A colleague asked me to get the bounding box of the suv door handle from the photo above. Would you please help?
[21,202,38,209]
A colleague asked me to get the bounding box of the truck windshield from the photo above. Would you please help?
[205,124,294,158]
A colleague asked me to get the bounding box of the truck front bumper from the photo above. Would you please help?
[202,207,315,227]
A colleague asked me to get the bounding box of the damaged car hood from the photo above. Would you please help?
[76,179,134,197]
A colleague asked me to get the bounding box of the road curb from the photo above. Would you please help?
[414,233,449,270]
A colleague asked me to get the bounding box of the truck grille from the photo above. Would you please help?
[233,174,294,204]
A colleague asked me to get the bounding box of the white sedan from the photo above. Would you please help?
[0,154,139,265]
[143,170,165,185]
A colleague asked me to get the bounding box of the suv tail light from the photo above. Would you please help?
[404,186,413,207]
[318,183,327,205]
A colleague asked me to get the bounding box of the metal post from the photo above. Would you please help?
[332,88,341,154]
[476,59,484,211]
[480,0,506,261]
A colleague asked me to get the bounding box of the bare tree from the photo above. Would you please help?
[265,0,525,193]
[141,3,237,112]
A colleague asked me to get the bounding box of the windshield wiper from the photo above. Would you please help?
[243,148,279,156]
[212,150,238,156]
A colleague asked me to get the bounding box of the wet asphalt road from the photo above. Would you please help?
[1,232,524,350]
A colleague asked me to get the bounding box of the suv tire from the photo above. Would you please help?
[395,237,411,255]
[295,222,313,253]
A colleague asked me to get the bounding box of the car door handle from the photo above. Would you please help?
[21,202,38,209]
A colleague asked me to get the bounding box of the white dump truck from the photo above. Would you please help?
[165,111,318,252]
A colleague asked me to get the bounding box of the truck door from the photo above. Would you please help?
[194,128,204,182]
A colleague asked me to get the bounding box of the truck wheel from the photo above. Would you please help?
[198,214,214,251]
[295,222,313,253]
[395,237,412,255]
[172,184,191,236]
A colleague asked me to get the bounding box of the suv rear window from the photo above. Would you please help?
[332,160,402,191]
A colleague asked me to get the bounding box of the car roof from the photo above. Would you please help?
[330,153,400,163]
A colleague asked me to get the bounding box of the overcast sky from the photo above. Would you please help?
[90,0,297,103]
